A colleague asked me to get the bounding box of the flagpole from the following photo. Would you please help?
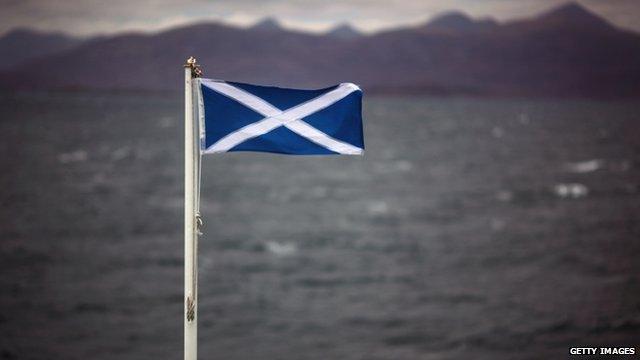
[184,56,199,360]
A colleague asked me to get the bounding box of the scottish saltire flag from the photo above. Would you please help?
[197,79,364,155]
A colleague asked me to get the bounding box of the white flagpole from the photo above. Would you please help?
[184,56,199,360]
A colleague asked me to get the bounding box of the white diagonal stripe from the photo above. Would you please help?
[204,117,284,154]
[201,81,363,154]
[271,83,360,122]
[201,79,281,116]
[285,121,363,155]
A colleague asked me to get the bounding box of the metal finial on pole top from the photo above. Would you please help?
[184,56,203,78]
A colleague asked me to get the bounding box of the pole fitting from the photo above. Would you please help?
[186,296,196,322]
[196,212,204,236]
[184,56,203,78]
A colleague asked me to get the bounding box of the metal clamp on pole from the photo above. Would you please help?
[186,296,196,322]
[196,212,204,236]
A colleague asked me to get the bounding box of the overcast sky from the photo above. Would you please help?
[1,0,639,36]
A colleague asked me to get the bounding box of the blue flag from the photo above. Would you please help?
[198,79,364,155]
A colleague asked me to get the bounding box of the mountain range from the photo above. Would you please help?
[1,2,639,98]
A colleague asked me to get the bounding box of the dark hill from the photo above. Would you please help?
[0,29,82,70]
[420,12,498,34]
[326,24,362,39]
[1,2,639,98]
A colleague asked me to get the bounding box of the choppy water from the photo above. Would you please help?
[1,92,639,359]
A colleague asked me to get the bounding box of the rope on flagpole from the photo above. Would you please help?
[187,56,204,237]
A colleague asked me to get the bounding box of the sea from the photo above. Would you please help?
[0,92,639,360]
